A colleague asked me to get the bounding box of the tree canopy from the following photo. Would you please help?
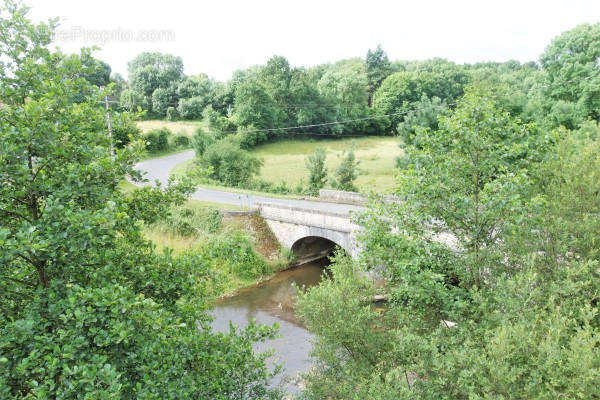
[0,3,281,398]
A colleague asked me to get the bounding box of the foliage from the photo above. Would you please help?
[151,86,177,117]
[0,4,281,398]
[111,112,141,148]
[331,145,359,192]
[396,94,449,145]
[317,59,371,134]
[119,88,146,112]
[200,138,263,186]
[366,45,392,105]
[373,62,469,132]
[143,128,170,152]
[200,232,270,279]
[297,88,599,399]
[540,23,600,121]
[172,133,190,148]
[203,105,236,139]
[192,127,214,156]
[153,204,223,236]
[127,52,183,112]
[305,148,328,196]
[166,106,178,121]
[178,95,208,119]
[80,51,112,87]
[0,282,280,399]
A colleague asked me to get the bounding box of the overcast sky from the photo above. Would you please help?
[27,0,600,81]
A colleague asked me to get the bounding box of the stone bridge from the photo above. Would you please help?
[257,202,361,263]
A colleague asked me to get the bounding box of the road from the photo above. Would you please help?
[133,150,363,214]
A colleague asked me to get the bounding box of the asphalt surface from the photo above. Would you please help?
[133,149,363,215]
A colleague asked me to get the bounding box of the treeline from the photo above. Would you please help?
[112,24,599,149]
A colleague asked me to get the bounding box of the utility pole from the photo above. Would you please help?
[104,95,114,158]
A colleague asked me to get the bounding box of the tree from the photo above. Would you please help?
[373,62,468,133]
[119,88,147,112]
[331,145,359,192]
[540,23,600,121]
[192,126,214,156]
[127,52,184,112]
[178,95,208,119]
[200,138,263,186]
[366,44,391,105]
[259,55,294,126]
[305,149,328,195]
[297,88,600,399]
[396,94,449,145]
[317,59,370,134]
[151,85,177,117]
[80,51,111,87]
[0,3,281,398]
[233,78,279,144]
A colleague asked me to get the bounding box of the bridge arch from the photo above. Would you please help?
[290,234,347,264]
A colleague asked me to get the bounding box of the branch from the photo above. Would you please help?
[0,208,32,223]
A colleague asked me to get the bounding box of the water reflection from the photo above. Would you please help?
[210,260,328,394]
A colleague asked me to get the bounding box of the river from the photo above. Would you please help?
[210,259,329,394]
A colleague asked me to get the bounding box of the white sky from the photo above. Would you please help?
[27,0,600,81]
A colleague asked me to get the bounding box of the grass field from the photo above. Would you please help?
[137,119,204,137]
[254,137,401,193]
[170,136,402,194]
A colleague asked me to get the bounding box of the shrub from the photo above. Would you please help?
[201,138,262,187]
[166,106,178,121]
[111,113,141,148]
[396,95,449,145]
[201,232,269,279]
[203,105,236,139]
[192,127,214,156]
[245,179,292,194]
[173,133,190,148]
[144,128,170,152]
[178,96,207,119]
[331,145,359,192]
[0,282,278,398]
[305,149,328,196]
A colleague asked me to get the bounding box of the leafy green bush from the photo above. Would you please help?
[201,232,269,279]
[166,106,178,121]
[201,138,262,186]
[396,94,449,145]
[244,179,292,194]
[111,112,141,148]
[192,127,214,156]
[0,282,279,399]
[331,145,359,192]
[173,133,190,148]
[305,148,328,196]
[144,128,170,152]
[178,95,207,119]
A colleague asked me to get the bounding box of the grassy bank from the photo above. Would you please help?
[121,181,289,296]
[144,201,289,295]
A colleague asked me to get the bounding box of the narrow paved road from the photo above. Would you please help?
[134,150,362,214]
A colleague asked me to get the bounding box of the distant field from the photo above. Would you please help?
[137,120,204,136]
[254,137,401,193]
[171,136,402,194]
